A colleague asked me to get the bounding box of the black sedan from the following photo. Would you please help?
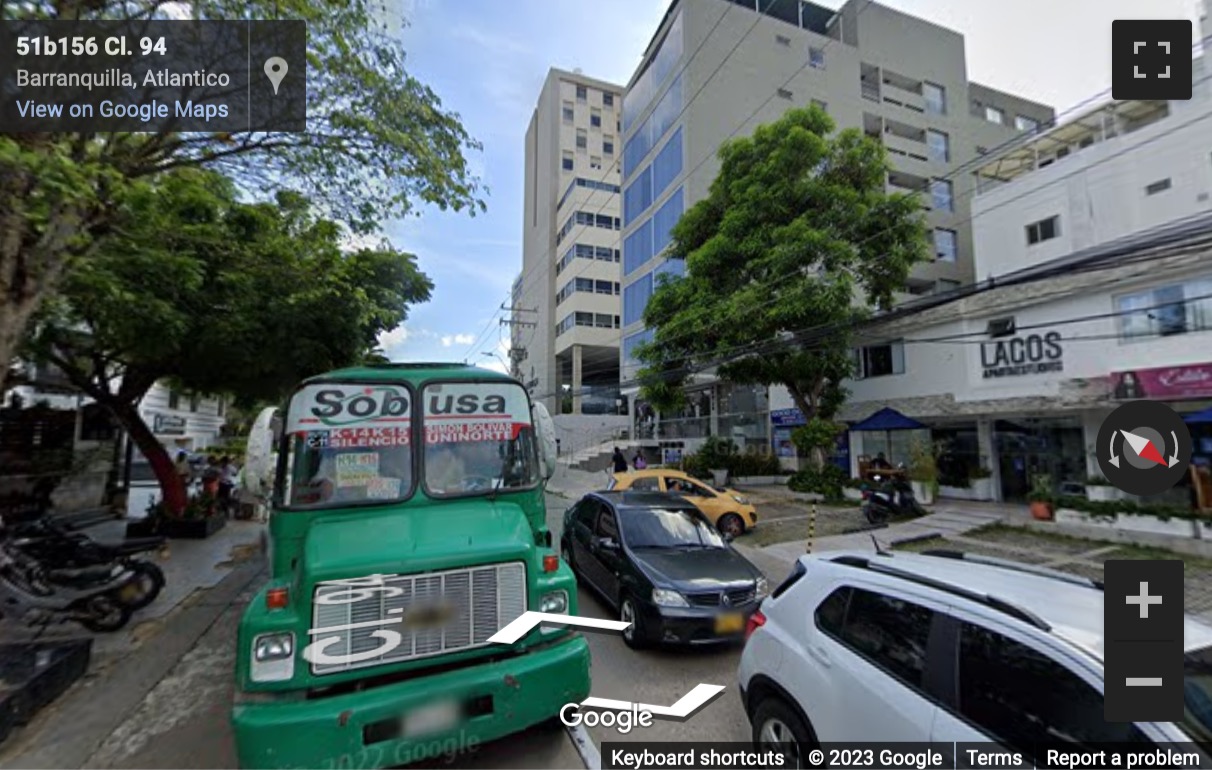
[560,491,769,649]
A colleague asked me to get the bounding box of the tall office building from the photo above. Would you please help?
[516,68,625,416]
[618,0,1055,448]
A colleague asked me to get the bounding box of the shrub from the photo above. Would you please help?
[1085,474,1110,486]
[788,464,847,500]
[969,466,993,480]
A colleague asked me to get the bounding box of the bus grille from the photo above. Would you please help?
[309,562,527,675]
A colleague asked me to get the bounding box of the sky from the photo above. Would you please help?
[377,0,1206,372]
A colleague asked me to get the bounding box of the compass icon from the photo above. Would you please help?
[1097,400,1192,496]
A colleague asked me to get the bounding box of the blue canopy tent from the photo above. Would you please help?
[850,407,928,468]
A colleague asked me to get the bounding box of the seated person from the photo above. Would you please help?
[869,452,892,470]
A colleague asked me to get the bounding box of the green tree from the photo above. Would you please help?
[0,0,484,391]
[637,106,929,468]
[24,169,433,514]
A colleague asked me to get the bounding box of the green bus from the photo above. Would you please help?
[231,363,589,768]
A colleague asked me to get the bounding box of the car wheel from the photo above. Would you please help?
[718,513,745,538]
[619,595,648,650]
[752,697,814,769]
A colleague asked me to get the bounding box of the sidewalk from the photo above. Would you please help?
[0,515,265,768]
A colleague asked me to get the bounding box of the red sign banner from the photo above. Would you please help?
[425,421,524,444]
[1112,364,1212,400]
[329,426,410,448]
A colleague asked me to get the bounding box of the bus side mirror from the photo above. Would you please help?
[531,402,558,480]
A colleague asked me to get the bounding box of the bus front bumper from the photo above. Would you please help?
[231,634,590,769]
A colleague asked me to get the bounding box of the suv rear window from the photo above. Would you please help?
[817,586,933,690]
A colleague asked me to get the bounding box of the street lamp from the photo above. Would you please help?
[481,352,509,371]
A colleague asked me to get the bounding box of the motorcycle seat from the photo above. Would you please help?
[93,536,167,555]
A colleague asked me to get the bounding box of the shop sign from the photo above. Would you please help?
[1113,363,1212,400]
[770,408,807,427]
[979,331,1064,379]
[153,414,187,435]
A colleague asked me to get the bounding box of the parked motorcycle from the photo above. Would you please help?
[5,518,165,611]
[0,542,137,632]
[862,469,925,524]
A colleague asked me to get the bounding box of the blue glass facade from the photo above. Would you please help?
[623,128,683,228]
[623,75,683,179]
[622,12,683,134]
[652,187,684,258]
[623,185,683,279]
[622,328,656,376]
[623,273,654,326]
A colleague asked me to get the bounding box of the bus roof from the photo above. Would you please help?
[303,363,519,386]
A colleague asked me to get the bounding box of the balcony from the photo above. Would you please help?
[881,69,925,115]
[887,170,930,209]
[860,63,881,103]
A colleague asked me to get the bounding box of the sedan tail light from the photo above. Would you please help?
[745,609,767,641]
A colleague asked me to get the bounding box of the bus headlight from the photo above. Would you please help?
[251,632,294,682]
[540,590,569,614]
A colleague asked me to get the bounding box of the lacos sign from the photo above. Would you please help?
[979,331,1064,379]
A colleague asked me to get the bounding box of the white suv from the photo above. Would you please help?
[738,549,1212,765]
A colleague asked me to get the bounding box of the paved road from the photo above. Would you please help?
[0,495,755,769]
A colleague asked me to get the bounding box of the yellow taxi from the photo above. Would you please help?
[607,468,758,537]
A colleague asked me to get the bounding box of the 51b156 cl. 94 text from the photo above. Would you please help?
[14,35,166,57]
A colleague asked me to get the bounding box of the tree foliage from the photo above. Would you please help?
[637,106,929,465]
[0,0,484,390]
[25,168,433,512]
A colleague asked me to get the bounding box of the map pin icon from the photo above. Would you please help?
[264,57,288,95]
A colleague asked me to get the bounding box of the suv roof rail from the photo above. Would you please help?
[829,554,1052,632]
[921,549,1105,591]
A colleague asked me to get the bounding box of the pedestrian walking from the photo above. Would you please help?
[611,446,628,473]
[218,455,238,516]
[633,451,647,470]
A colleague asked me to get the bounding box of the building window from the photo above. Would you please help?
[1015,115,1039,133]
[984,105,1004,124]
[777,88,793,100]
[926,130,949,163]
[562,151,573,172]
[933,228,958,262]
[562,101,574,123]
[776,34,791,46]
[603,92,614,107]
[1145,178,1172,195]
[930,179,953,211]
[590,156,602,170]
[168,390,180,410]
[576,129,587,151]
[189,392,200,413]
[1025,215,1060,246]
[594,313,614,329]
[1118,277,1212,340]
[603,136,614,156]
[923,82,946,115]
[856,341,905,378]
[591,108,602,128]
[576,84,587,102]
[809,47,825,69]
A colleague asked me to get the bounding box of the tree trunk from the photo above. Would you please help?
[0,197,91,394]
[107,398,187,516]
[785,380,826,471]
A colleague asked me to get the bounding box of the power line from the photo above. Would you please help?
[513,13,1211,380]
[526,221,1212,400]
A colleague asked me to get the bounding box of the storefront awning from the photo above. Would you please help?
[1185,407,1212,424]
[850,407,926,432]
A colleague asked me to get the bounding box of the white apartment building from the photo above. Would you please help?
[832,25,1212,502]
[516,68,626,417]
[136,381,227,459]
[617,0,1054,451]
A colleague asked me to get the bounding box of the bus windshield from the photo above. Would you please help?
[421,381,539,497]
[281,382,414,509]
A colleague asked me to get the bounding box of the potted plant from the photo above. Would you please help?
[968,466,994,501]
[1083,473,1118,502]
[1028,474,1054,520]
[697,437,735,488]
[906,437,939,506]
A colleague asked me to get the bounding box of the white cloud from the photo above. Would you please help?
[440,333,476,347]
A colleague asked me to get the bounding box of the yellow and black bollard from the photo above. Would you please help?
[804,502,814,550]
